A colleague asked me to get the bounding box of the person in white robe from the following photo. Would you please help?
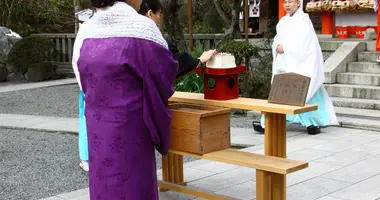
[253,0,338,135]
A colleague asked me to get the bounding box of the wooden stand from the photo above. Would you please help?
[160,154,186,191]
[256,112,287,200]
[169,103,231,154]
[159,92,317,200]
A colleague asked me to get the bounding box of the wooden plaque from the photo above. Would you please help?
[268,73,311,107]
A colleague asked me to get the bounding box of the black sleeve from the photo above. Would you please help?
[174,52,200,79]
[166,40,200,79]
[168,42,179,55]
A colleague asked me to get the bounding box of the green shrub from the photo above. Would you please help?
[220,40,259,64]
[26,62,57,82]
[8,36,58,74]
[174,45,205,93]
[239,63,272,99]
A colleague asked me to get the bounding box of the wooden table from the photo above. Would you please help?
[165,92,318,200]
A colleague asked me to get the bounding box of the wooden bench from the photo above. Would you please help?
[160,92,318,200]
[159,149,308,200]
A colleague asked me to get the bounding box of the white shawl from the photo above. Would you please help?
[272,8,325,102]
[72,1,168,90]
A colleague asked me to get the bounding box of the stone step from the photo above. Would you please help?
[347,62,380,74]
[358,52,380,62]
[331,97,380,110]
[324,83,380,100]
[338,115,380,132]
[337,72,380,86]
[335,107,380,131]
[334,106,380,120]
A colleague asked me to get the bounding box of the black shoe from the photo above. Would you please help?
[252,121,265,134]
[307,126,321,135]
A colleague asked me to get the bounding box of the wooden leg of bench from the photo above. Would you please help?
[256,171,286,200]
[159,153,186,192]
[256,112,286,200]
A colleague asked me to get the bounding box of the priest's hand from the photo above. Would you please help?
[199,49,217,64]
[276,44,284,54]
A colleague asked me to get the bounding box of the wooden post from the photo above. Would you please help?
[188,0,194,50]
[256,112,287,200]
[278,0,286,20]
[244,0,249,42]
[159,154,186,192]
[321,12,334,35]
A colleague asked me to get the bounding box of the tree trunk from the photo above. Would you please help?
[215,0,242,49]
[74,0,82,33]
[162,0,187,51]
[212,0,231,25]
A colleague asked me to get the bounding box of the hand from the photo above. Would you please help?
[198,49,217,63]
[276,44,284,54]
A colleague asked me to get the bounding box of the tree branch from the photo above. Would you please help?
[212,0,231,25]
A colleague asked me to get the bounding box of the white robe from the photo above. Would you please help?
[270,8,338,126]
[272,8,324,102]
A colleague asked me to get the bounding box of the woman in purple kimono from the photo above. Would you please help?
[73,0,178,199]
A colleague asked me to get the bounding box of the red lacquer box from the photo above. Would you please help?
[196,65,247,100]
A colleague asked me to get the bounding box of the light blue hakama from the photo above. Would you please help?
[260,87,332,127]
[78,91,88,161]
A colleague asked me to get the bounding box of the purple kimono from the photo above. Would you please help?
[74,2,178,199]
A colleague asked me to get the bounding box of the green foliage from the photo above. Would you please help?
[180,0,226,34]
[217,39,272,99]
[26,62,57,82]
[239,62,272,99]
[220,40,259,64]
[2,0,75,36]
[8,36,58,74]
[174,72,204,93]
[174,45,205,93]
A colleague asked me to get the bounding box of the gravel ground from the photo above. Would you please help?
[0,84,79,118]
[0,128,88,200]
[0,128,196,200]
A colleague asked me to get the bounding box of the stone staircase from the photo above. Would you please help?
[325,42,380,111]
[324,41,380,131]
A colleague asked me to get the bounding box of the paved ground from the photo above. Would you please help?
[2,80,380,200]
[0,78,76,93]
[41,126,380,200]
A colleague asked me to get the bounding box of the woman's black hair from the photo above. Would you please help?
[91,0,125,8]
[138,0,163,15]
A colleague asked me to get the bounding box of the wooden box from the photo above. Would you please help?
[169,103,231,155]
